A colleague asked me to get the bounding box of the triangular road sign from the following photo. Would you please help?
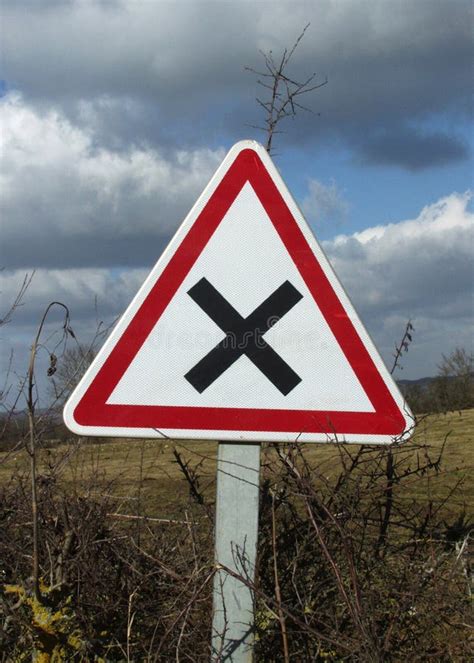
[64,141,413,444]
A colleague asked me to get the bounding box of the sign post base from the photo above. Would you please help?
[212,442,260,662]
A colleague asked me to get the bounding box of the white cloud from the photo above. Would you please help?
[325,191,472,312]
[0,94,224,268]
[0,267,147,324]
[323,192,474,375]
[335,193,471,247]
[302,178,349,227]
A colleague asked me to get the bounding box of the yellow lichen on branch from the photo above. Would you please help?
[3,583,85,661]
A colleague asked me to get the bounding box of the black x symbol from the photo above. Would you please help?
[184,278,303,395]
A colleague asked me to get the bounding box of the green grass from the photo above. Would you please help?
[1,409,472,518]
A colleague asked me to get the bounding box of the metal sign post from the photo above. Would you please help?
[212,443,260,662]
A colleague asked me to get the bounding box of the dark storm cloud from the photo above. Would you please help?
[0,233,168,271]
[359,127,469,171]
[2,1,472,166]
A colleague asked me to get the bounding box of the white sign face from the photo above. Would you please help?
[64,140,413,444]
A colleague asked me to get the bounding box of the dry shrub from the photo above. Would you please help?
[0,465,214,661]
[2,435,472,661]
[254,442,472,662]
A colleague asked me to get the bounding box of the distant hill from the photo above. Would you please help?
[397,375,437,391]
[397,372,474,413]
[397,373,474,392]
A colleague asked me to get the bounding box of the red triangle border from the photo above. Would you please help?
[73,148,406,437]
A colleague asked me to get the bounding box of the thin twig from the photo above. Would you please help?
[271,491,290,662]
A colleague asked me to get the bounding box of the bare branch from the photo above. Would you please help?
[245,23,327,153]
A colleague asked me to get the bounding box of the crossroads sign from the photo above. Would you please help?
[185,277,303,396]
[64,141,412,444]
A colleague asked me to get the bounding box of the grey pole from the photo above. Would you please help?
[211,442,261,662]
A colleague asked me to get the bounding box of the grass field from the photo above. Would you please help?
[1,408,472,520]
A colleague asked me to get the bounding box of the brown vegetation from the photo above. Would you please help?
[1,408,472,660]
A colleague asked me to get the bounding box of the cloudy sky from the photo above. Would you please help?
[1,0,473,404]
